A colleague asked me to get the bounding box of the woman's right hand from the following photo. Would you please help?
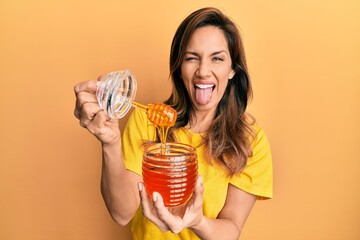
[74,80,121,145]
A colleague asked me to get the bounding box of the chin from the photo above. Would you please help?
[194,102,217,111]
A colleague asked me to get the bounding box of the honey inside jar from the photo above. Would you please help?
[142,143,198,207]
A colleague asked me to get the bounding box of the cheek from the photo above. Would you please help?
[181,64,192,76]
[180,65,194,83]
[217,71,231,91]
[216,67,233,81]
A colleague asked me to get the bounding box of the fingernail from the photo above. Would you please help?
[138,182,143,191]
[152,192,157,202]
[198,175,203,185]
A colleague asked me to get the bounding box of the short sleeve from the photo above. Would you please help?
[230,127,273,200]
[122,108,157,176]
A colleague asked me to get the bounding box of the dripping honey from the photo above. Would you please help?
[132,102,177,145]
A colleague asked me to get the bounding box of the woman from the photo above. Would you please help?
[74,7,272,240]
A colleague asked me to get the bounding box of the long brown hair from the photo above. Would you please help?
[164,7,255,176]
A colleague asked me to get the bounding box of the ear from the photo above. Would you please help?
[228,69,236,80]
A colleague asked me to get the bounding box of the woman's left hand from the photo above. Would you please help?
[138,176,204,233]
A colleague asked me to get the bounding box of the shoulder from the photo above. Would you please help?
[125,108,152,131]
[127,108,147,123]
[250,125,271,154]
[248,125,272,171]
[229,124,273,199]
[123,108,157,141]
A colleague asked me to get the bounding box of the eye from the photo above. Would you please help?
[184,56,198,62]
[212,56,224,62]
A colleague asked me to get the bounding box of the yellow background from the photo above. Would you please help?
[1,0,359,239]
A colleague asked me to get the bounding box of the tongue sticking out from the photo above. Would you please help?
[195,87,213,105]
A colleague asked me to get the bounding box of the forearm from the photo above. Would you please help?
[100,142,140,225]
[190,216,241,240]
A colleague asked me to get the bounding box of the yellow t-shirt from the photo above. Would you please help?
[122,108,273,240]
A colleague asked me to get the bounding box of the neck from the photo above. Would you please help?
[187,109,215,133]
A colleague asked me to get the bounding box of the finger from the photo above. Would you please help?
[192,175,204,208]
[138,184,170,232]
[85,110,108,135]
[152,192,168,219]
[138,183,152,218]
[153,192,183,234]
[74,80,99,120]
[179,176,204,230]
[74,91,98,119]
[79,102,103,128]
[74,80,98,95]
[97,74,106,81]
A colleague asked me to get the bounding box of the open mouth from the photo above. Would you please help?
[194,83,215,90]
[194,83,215,105]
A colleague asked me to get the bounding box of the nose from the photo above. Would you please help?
[196,60,211,78]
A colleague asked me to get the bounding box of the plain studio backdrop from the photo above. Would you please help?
[0,0,359,239]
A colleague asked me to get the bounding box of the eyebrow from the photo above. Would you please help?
[184,50,228,56]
